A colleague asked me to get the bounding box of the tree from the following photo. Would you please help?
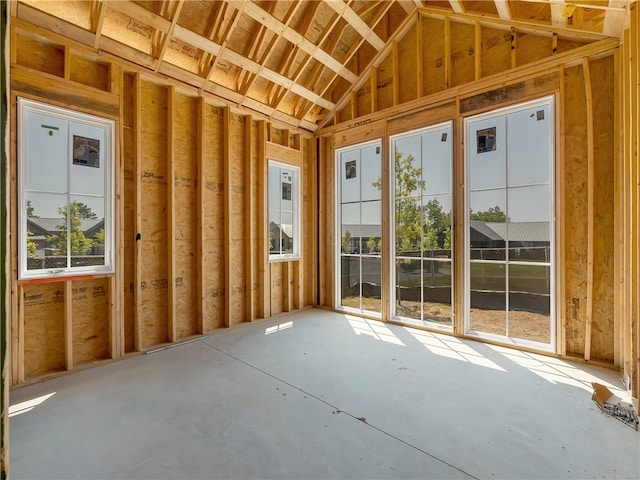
[470,205,508,222]
[74,202,98,219]
[26,199,37,218]
[374,150,452,255]
[26,230,36,258]
[49,201,94,256]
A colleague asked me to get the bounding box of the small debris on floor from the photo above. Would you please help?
[591,382,639,431]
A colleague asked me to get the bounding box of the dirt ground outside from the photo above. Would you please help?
[340,297,551,344]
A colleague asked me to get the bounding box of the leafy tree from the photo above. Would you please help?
[49,201,94,256]
[26,230,37,258]
[74,202,98,219]
[374,150,452,255]
[26,199,38,218]
[470,205,508,222]
[341,230,352,253]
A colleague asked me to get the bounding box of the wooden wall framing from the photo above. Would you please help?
[317,10,628,393]
[7,19,316,385]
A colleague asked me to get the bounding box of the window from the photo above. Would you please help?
[391,122,453,329]
[465,96,554,350]
[268,161,299,259]
[336,140,382,315]
[18,98,114,280]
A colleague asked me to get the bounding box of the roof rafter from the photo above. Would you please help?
[91,0,108,49]
[227,0,358,83]
[154,0,185,73]
[494,0,512,21]
[324,0,386,51]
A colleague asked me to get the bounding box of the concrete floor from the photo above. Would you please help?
[9,309,640,479]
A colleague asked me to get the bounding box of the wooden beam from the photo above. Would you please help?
[318,36,618,133]
[511,26,517,69]
[202,1,245,88]
[64,281,73,370]
[603,0,629,38]
[444,16,451,89]
[392,41,399,106]
[245,116,255,322]
[370,66,378,113]
[417,14,424,97]
[550,3,568,29]
[257,120,270,319]
[324,0,386,50]
[583,57,594,361]
[223,107,232,327]
[154,0,185,73]
[92,0,108,49]
[448,1,465,14]
[113,63,124,358]
[494,0,512,21]
[318,10,417,129]
[474,20,482,80]
[227,0,357,83]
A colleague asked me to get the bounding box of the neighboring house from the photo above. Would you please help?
[27,217,105,256]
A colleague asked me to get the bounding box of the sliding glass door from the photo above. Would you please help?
[465,97,554,350]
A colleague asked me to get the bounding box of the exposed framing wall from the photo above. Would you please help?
[317,12,623,376]
[7,18,317,385]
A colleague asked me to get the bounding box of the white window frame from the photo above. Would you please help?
[268,160,300,261]
[463,95,556,352]
[334,139,383,316]
[18,98,115,280]
[390,121,454,331]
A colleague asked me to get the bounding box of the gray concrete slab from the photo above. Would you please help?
[9,309,640,479]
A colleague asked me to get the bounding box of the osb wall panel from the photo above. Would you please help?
[202,105,225,331]
[562,64,588,356]
[122,72,136,353]
[377,54,394,111]
[398,24,417,104]
[421,17,445,95]
[139,80,169,347]
[69,55,109,92]
[229,113,247,325]
[589,55,615,362]
[174,92,198,339]
[22,283,65,378]
[15,34,64,77]
[450,22,475,88]
[71,278,110,365]
[480,26,511,78]
[515,33,552,67]
[270,262,284,316]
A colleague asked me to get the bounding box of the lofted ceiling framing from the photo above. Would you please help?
[11,0,634,132]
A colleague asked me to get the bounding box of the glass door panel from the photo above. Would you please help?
[465,97,554,350]
[337,141,382,315]
[391,122,453,329]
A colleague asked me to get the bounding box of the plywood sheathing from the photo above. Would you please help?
[139,80,169,348]
[71,278,110,365]
[122,72,136,353]
[174,92,198,339]
[22,283,65,379]
[563,64,588,357]
[202,104,226,332]
[589,55,615,363]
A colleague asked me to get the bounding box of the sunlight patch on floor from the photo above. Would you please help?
[346,316,406,346]
[9,392,56,418]
[265,321,293,335]
[406,327,506,372]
